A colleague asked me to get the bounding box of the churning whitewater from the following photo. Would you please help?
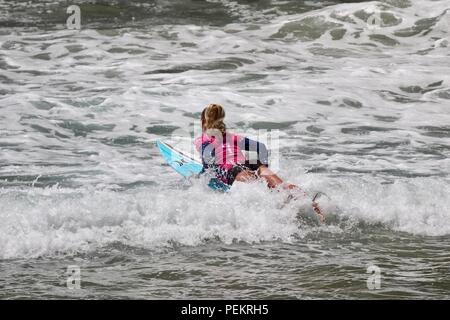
[0,0,449,299]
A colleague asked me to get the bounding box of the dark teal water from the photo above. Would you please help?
[0,0,449,299]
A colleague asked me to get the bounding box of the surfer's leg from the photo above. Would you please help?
[257,165,326,222]
[256,165,303,190]
[235,170,257,182]
[256,165,286,188]
[234,164,296,189]
[312,202,325,222]
[235,165,294,189]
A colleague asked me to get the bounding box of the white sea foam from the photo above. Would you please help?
[0,0,449,259]
[0,173,448,259]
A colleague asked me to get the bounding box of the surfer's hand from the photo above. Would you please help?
[312,202,325,223]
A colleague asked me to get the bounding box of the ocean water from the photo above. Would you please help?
[0,0,449,299]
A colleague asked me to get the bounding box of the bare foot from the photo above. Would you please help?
[282,183,299,190]
[312,202,325,223]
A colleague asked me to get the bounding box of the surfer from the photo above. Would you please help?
[194,103,325,222]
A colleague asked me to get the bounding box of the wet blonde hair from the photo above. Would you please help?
[201,103,226,134]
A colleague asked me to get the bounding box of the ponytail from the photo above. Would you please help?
[201,104,226,134]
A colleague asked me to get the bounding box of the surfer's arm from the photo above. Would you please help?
[195,136,216,169]
[194,136,204,153]
[238,137,269,166]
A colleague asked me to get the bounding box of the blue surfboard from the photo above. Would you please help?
[156,140,230,192]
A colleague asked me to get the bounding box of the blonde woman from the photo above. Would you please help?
[194,104,325,221]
